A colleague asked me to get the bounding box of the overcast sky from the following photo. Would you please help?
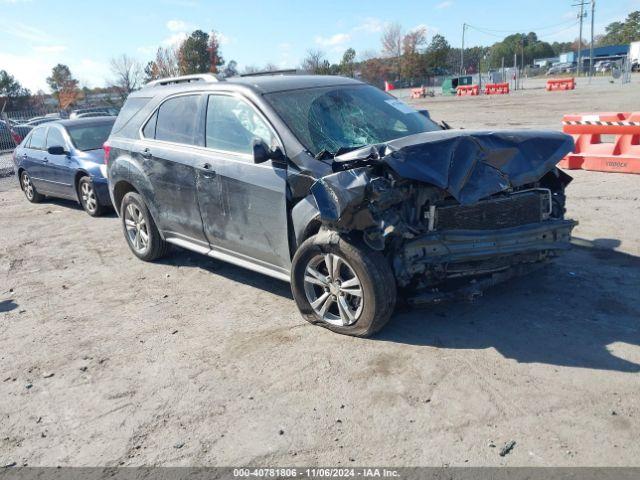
[1,0,636,92]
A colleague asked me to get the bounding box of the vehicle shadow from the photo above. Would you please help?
[157,248,293,299]
[0,299,18,313]
[375,239,640,373]
[40,197,117,217]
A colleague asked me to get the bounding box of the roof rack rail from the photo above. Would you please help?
[144,73,221,88]
[239,69,298,77]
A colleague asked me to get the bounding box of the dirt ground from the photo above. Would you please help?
[1,79,639,467]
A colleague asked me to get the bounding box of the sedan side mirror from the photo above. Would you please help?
[252,138,285,166]
[47,145,67,155]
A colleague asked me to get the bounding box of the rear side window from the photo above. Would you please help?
[142,111,158,139]
[46,127,66,148]
[111,96,152,133]
[155,95,199,145]
[22,131,33,148]
[29,127,47,150]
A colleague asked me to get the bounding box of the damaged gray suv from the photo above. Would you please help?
[106,74,576,337]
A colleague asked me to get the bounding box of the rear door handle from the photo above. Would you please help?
[141,148,152,159]
[42,158,48,163]
[202,163,216,177]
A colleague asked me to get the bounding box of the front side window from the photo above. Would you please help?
[29,127,47,150]
[265,84,440,157]
[46,127,66,149]
[67,122,114,151]
[155,95,199,145]
[205,95,275,155]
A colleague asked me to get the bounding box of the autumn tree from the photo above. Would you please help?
[401,27,427,79]
[46,64,80,108]
[110,54,143,100]
[149,47,181,79]
[207,31,225,73]
[179,30,210,74]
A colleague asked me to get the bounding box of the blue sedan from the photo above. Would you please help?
[13,117,115,216]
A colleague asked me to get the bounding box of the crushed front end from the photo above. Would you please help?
[309,129,578,303]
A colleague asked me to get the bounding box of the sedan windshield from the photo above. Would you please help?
[66,122,114,151]
[265,84,441,157]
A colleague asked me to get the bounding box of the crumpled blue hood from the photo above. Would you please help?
[335,129,574,205]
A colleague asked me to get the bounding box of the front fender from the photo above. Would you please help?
[291,194,321,249]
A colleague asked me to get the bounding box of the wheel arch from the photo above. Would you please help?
[73,170,91,203]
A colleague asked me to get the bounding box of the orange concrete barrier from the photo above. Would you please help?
[456,85,479,96]
[485,82,509,95]
[559,112,640,174]
[546,78,575,91]
[410,87,426,99]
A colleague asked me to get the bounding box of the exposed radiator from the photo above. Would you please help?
[433,190,551,231]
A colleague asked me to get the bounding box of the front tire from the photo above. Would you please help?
[291,233,397,337]
[20,171,44,203]
[120,191,170,261]
[78,176,105,217]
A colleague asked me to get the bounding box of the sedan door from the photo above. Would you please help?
[195,93,291,275]
[44,125,76,197]
[22,126,57,193]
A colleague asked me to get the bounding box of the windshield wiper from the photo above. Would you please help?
[314,145,368,161]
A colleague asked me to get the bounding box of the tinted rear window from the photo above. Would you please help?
[111,96,152,133]
[67,122,114,151]
[155,95,199,145]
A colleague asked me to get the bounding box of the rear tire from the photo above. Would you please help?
[120,191,170,261]
[291,233,397,337]
[20,171,44,203]
[78,176,105,217]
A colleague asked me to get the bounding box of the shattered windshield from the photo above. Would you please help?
[265,84,440,157]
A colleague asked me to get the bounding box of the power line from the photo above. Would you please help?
[465,18,579,34]
[466,21,579,40]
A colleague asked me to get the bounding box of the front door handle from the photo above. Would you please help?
[42,158,48,163]
[141,148,152,159]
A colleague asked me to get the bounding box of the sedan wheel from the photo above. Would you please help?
[81,181,96,211]
[20,172,43,203]
[78,177,104,217]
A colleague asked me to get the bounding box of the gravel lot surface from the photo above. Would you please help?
[1,78,639,467]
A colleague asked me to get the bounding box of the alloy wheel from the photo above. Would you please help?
[303,253,363,326]
[80,181,97,213]
[124,203,149,253]
[21,173,34,200]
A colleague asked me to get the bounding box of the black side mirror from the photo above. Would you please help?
[47,145,67,155]
[252,138,286,166]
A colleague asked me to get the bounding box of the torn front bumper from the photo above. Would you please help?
[398,219,577,301]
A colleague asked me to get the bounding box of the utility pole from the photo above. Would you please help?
[460,23,466,75]
[573,1,588,76]
[589,0,595,78]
